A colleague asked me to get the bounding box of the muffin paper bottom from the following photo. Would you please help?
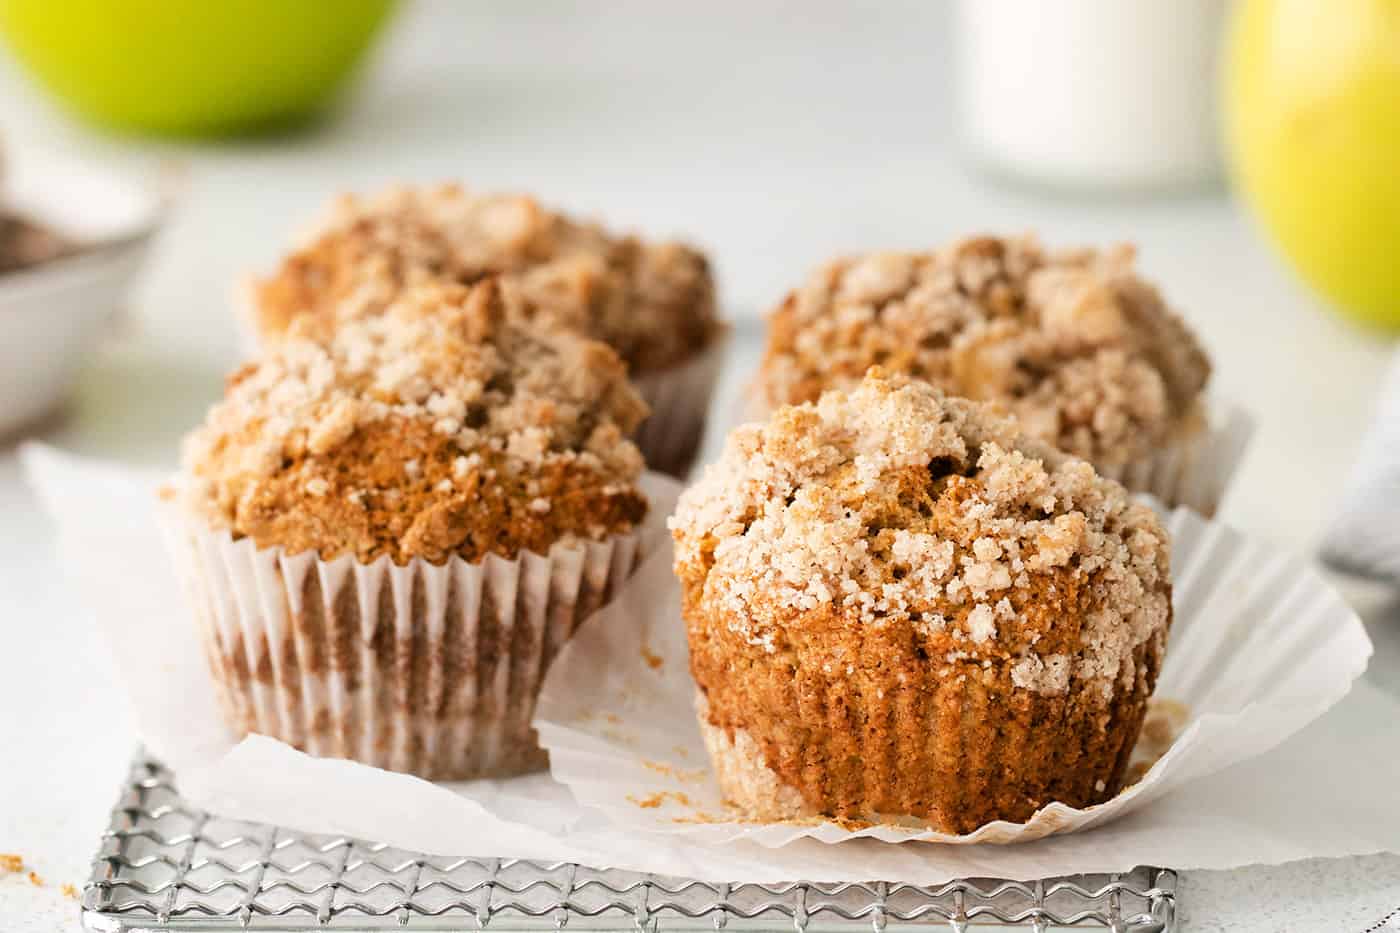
[692,634,1156,836]
[696,703,811,819]
[631,335,727,477]
[533,502,1371,845]
[1096,399,1254,517]
[161,477,672,782]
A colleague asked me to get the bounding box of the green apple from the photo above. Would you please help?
[0,0,397,137]
[1224,0,1400,330]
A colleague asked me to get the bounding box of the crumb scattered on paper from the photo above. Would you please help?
[600,727,638,747]
[0,854,22,875]
[61,883,79,900]
[585,712,639,746]
[641,759,709,783]
[628,791,693,810]
[27,871,43,886]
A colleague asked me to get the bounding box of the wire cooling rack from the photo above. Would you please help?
[83,755,1177,932]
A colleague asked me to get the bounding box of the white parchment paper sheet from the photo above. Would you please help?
[24,444,1400,885]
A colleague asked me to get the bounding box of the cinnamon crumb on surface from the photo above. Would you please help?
[628,790,693,809]
[641,646,664,670]
[27,871,42,886]
[181,280,648,564]
[61,883,79,900]
[251,183,722,373]
[755,235,1210,466]
[0,854,21,874]
[640,759,709,783]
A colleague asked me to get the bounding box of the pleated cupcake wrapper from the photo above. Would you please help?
[630,334,728,478]
[533,503,1371,846]
[736,390,1253,517]
[162,508,658,781]
[1094,398,1254,517]
[691,643,1156,839]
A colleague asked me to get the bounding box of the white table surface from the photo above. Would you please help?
[1,2,1398,930]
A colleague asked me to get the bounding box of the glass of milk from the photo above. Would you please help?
[956,0,1226,193]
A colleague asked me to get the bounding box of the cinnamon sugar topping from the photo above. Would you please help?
[182,280,648,564]
[672,370,1171,695]
[250,184,721,373]
[755,235,1210,466]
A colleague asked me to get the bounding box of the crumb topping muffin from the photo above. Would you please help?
[249,184,721,374]
[672,370,1172,832]
[755,235,1210,468]
[183,279,649,565]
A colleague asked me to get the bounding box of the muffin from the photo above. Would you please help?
[753,235,1218,505]
[245,183,726,475]
[671,370,1172,833]
[167,280,662,780]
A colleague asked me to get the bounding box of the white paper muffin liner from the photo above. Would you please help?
[630,335,727,478]
[1095,399,1254,517]
[736,389,1253,516]
[533,503,1372,846]
[161,475,673,782]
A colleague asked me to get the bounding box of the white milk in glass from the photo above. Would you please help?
[956,0,1226,192]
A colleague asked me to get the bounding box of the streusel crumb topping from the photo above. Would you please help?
[671,370,1171,695]
[250,184,721,373]
[755,235,1210,466]
[183,280,648,564]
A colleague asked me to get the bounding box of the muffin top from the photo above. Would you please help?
[182,280,649,565]
[671,371,1171,697]
[249,184,722,373]
[755,235,1210,467]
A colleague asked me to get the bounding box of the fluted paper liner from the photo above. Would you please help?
[534,503,1372,845]
[626,334,728,478]
[160,476,671,781]
[737,390,1253,516]
[1095,400,1254,517]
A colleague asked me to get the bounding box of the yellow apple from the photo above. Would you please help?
[1224,0,1400,330]
[0,0,397,137]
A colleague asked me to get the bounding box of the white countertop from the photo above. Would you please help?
[1,3,1398,929]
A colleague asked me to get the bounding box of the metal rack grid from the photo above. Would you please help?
[83,755,1177,932]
